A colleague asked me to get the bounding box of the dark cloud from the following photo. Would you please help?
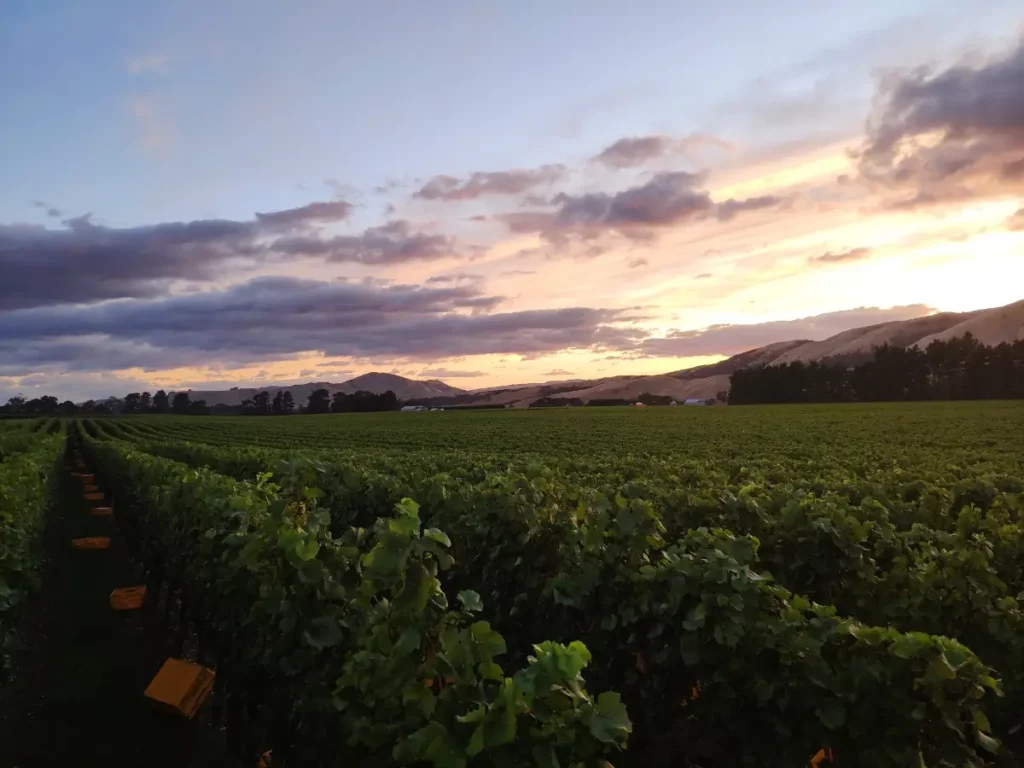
[255,200,352,227]
[274,220,462,265]
[592,134,733,168]
[418,368,485,378]
[501,269,537,277]
[860,39,1024,206]
[414,165,565,201]
[696,273,713,279]
[30,200,63,218]
[716,195,784,221]
[543,369,573,377]
[810,247,873,264]
[425,273,481,284]
[639,304,933,358]
[627,257,648,269]
[502,172,783,244]
[0,216,262,311]
[0,201,452,311]
[0,277,634,375]
[593,136,675,168]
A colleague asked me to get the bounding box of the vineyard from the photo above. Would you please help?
[3,402,1024,766]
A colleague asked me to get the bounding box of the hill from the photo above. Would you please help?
[520,299,1024,407]
[183,372,464,407]
[172,299,1024,409]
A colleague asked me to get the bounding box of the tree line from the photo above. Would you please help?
[1,388,400,417]
[729,333,1024,404]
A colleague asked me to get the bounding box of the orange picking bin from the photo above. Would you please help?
[110,586,146,610]
[71,537,110,550]
[144,658,215,719]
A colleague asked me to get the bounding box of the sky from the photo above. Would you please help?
[1,0,1023,401]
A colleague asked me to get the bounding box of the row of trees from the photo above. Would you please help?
[1,390,207,417]
[1,387,403,417]
[729,334,1024,404]
[291,388,399,414]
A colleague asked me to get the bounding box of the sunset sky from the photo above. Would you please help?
[2,1,1023,401]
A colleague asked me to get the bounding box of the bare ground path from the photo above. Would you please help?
[0,467,225,767]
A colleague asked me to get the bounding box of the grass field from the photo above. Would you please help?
[8,403,1024,766]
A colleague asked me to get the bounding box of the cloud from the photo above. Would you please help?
[414,165,565,201]
[129,95,172,151]
[255,200,352,227]
[639,304,933,358]
[696,273,713,279]
[543,369,573,377]
[627,257,648,269]
[859,38,1024,206]
[1009,209,1024,231]
[30,200,62,218]
[0,205,461,310]
[419,368,485,378]
[126,54,170,74]
[0,216,260,310]
[810,247,873,264]
[0,277,634,375]
[592,134,732,168]
[716,195,784,221]
[501,269,537,277]
[502,172,783,244]
[275,220,465,265]
[426,273,481,284]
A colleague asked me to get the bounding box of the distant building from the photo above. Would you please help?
[669,400,678,406]
[634,402,646,407]
[683,398,706,406]
[400,405,428,412]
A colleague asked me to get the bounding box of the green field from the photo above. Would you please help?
[6,403,1024,766]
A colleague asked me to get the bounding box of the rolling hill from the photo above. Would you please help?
[173,299,1024,409]
[183,373,464,407]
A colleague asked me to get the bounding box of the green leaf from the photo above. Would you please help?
[817,699,846,730]
[588,691,632,743]
[395,628,421,655]
[424,527,452,548]
[467,723,485,757]
[303,616,343,649]
[976,730,1001,754]
[973,710,992,733]
[532,745,561,768]
[457,589,483,613]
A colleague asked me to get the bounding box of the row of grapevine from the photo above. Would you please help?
[78,428,631,767]
[85,419,1010,766]
[0,424,64,671]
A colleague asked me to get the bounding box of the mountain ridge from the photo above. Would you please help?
[165,299,1024,408]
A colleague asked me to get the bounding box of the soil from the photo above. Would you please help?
[0,468,228,767]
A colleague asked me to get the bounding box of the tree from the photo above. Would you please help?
[153,390,170,413]
[140,391,152,412]
[281,391,294,414]
[331,391,350,413]
[123,392,142,413]
[307,388,331,414]
[171,391,191,414]
[187,399,209,416]
[60,400,77,416]
[6,395,25,414]
[272,390,284,415]
[253,391,271,415]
